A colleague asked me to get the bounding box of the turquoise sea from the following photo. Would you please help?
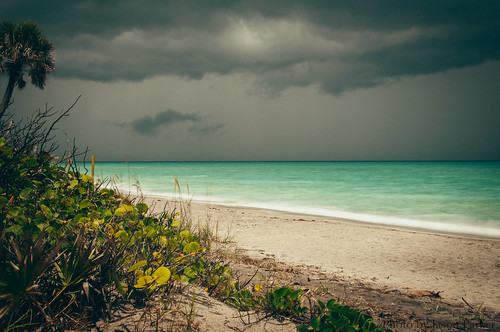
[84,161,500,239]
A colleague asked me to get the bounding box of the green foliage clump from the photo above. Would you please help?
[0,136,207,330]
[202,264,390,332]
[297,299,390,332]
[265,286,308,317]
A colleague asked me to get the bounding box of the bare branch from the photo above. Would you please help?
[40,95,81,153]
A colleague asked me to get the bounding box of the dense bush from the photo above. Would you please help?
[0,136,208,330]
[297,299,389,332]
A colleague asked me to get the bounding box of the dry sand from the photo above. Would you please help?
[144,197,500,310]
[135,196,500,331]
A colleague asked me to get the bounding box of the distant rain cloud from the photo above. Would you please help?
[127,109,201,136]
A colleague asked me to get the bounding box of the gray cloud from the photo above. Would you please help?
[2,0,498,95]
[189,123,226,136]
[126,109,201,136]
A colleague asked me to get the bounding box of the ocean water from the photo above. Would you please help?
[84,161,500,239]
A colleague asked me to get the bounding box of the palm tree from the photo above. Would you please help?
[0,21,55,120]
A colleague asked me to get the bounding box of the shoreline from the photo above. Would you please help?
[138,195,500,312]
[200,201,500,241]
[140,191,500,241]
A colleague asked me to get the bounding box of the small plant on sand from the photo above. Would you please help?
[297,299,389,332]
[264,286,308,317]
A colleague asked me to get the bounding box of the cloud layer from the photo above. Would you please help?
[3,0,499,94]
[2,1,499,161]
[127,109,201,136]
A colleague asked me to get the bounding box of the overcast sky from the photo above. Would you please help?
[2,1,499,161]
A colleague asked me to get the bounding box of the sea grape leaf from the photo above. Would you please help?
[43,190,56,200]
[7,207,23,218]
[152,266,171,284]
[136,202,148,213]
[134,275,153,288]
[79,199,92,209]
[115,204,133,216]
[77,217,90,224]
[68,179,79,189]
[183,241,201,254]
[81,174,93,183]
[6,224,23,235]
[128,260,147,273]
[115,230,129,241]
[183,267,196,279]
[311,316,321,330]
[19,188,32,200]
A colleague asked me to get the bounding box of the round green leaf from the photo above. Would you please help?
[136,202,148,213]
[152,266,171,284]
[115,204,133,216]
[183,241,201,254]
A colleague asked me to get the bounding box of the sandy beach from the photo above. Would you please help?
[141,197,500,309]
[133,195,500,330]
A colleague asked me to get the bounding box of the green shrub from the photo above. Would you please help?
[0,137,210,330]
[265,286,308,317]
[297,299,390,332]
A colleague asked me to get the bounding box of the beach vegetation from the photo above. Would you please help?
[297,299,388,332]
[264,286,308,317]
[0,20,55,120]
[0,108,211,329]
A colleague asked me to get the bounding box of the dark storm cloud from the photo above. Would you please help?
[126,109,201,136]
[2,0,499,94]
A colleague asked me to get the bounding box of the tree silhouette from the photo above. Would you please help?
[0,21,55,120]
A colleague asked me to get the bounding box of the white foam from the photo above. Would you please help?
[117,187,500,240]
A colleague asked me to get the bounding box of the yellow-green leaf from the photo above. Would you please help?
[115,230,129,241]
[81,174,93,183]
[152,266,171,285]
[134,275,153,288]
[128,260,148,273]
[77,217,90,224]
[68,179,79,189]
[115,204,133,216]
[183,241,201,254]
[159,236,168,246]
